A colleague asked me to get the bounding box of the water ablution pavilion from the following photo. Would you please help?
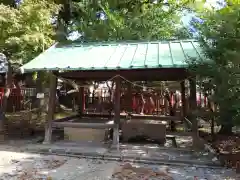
[20,39,202,147]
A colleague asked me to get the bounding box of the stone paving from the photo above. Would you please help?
[110,144,215,163]
[0,137,239,180]
[23,141,218,166]
[48,158,116,180]
[0,150,238,180]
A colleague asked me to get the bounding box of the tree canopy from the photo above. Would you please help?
[61,0,196,41]
[189,1,240,134]
[0,0,200,65]
[0,0,59,65]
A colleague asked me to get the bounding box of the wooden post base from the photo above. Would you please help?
[42,140,52,145]
[236,161,240,174]
[112,126,119,148]
[43,124,52,145]
[192,135,205,150]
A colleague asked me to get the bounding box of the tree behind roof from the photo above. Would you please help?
[64,0,196,41]
[0,0,59,66]
[189,2,240,134]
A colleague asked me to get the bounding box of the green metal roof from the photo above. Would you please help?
[20,39,202,72]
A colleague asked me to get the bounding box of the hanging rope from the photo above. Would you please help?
[54,73,193,91]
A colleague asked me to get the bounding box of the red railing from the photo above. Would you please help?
[0,87,208,113]
[84,94,176,115]
[84,92,209,115]
[0,87,37,112]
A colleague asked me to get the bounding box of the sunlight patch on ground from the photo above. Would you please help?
[0,151,67,180]
[0,151,40,175]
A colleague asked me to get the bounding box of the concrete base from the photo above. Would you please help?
[42,141,52,145]
[122,120,167,143]
[64,127,106,142]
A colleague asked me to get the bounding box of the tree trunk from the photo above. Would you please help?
[36,72,44,100]
[36,71,45,117]
[189,78,201,149]
[43,72,57,144]
[0,63,13,139]
[218,109,233,135]
[207,96,215,141]
[113,76,120,147]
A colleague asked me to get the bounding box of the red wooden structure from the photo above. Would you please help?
[83,88,208,116]
[0,87,36,112]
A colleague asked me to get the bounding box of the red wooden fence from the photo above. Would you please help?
[0,87,36,112]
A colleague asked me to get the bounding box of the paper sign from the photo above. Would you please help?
[37,93,44,99]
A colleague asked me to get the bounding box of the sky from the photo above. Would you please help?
[181,0,226,26]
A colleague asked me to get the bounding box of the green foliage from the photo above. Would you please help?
[1,0,16,7]
[189,3,240,128]
[0,0,59,65]
[68,0,194,41]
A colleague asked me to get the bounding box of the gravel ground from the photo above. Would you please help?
[0,151,239,180]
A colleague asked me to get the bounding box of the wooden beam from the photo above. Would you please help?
[58,68,189,81]
[52,122,115,129]
[80,113,180,121]
[43,72,57,144]
[113,76,121,146]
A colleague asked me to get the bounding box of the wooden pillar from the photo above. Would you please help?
[113,76,121,147]
[189,77,199,148]
[43,72,57,144]
[127,83,132,112]
[78,86,85,117]
[180,80,187,118]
